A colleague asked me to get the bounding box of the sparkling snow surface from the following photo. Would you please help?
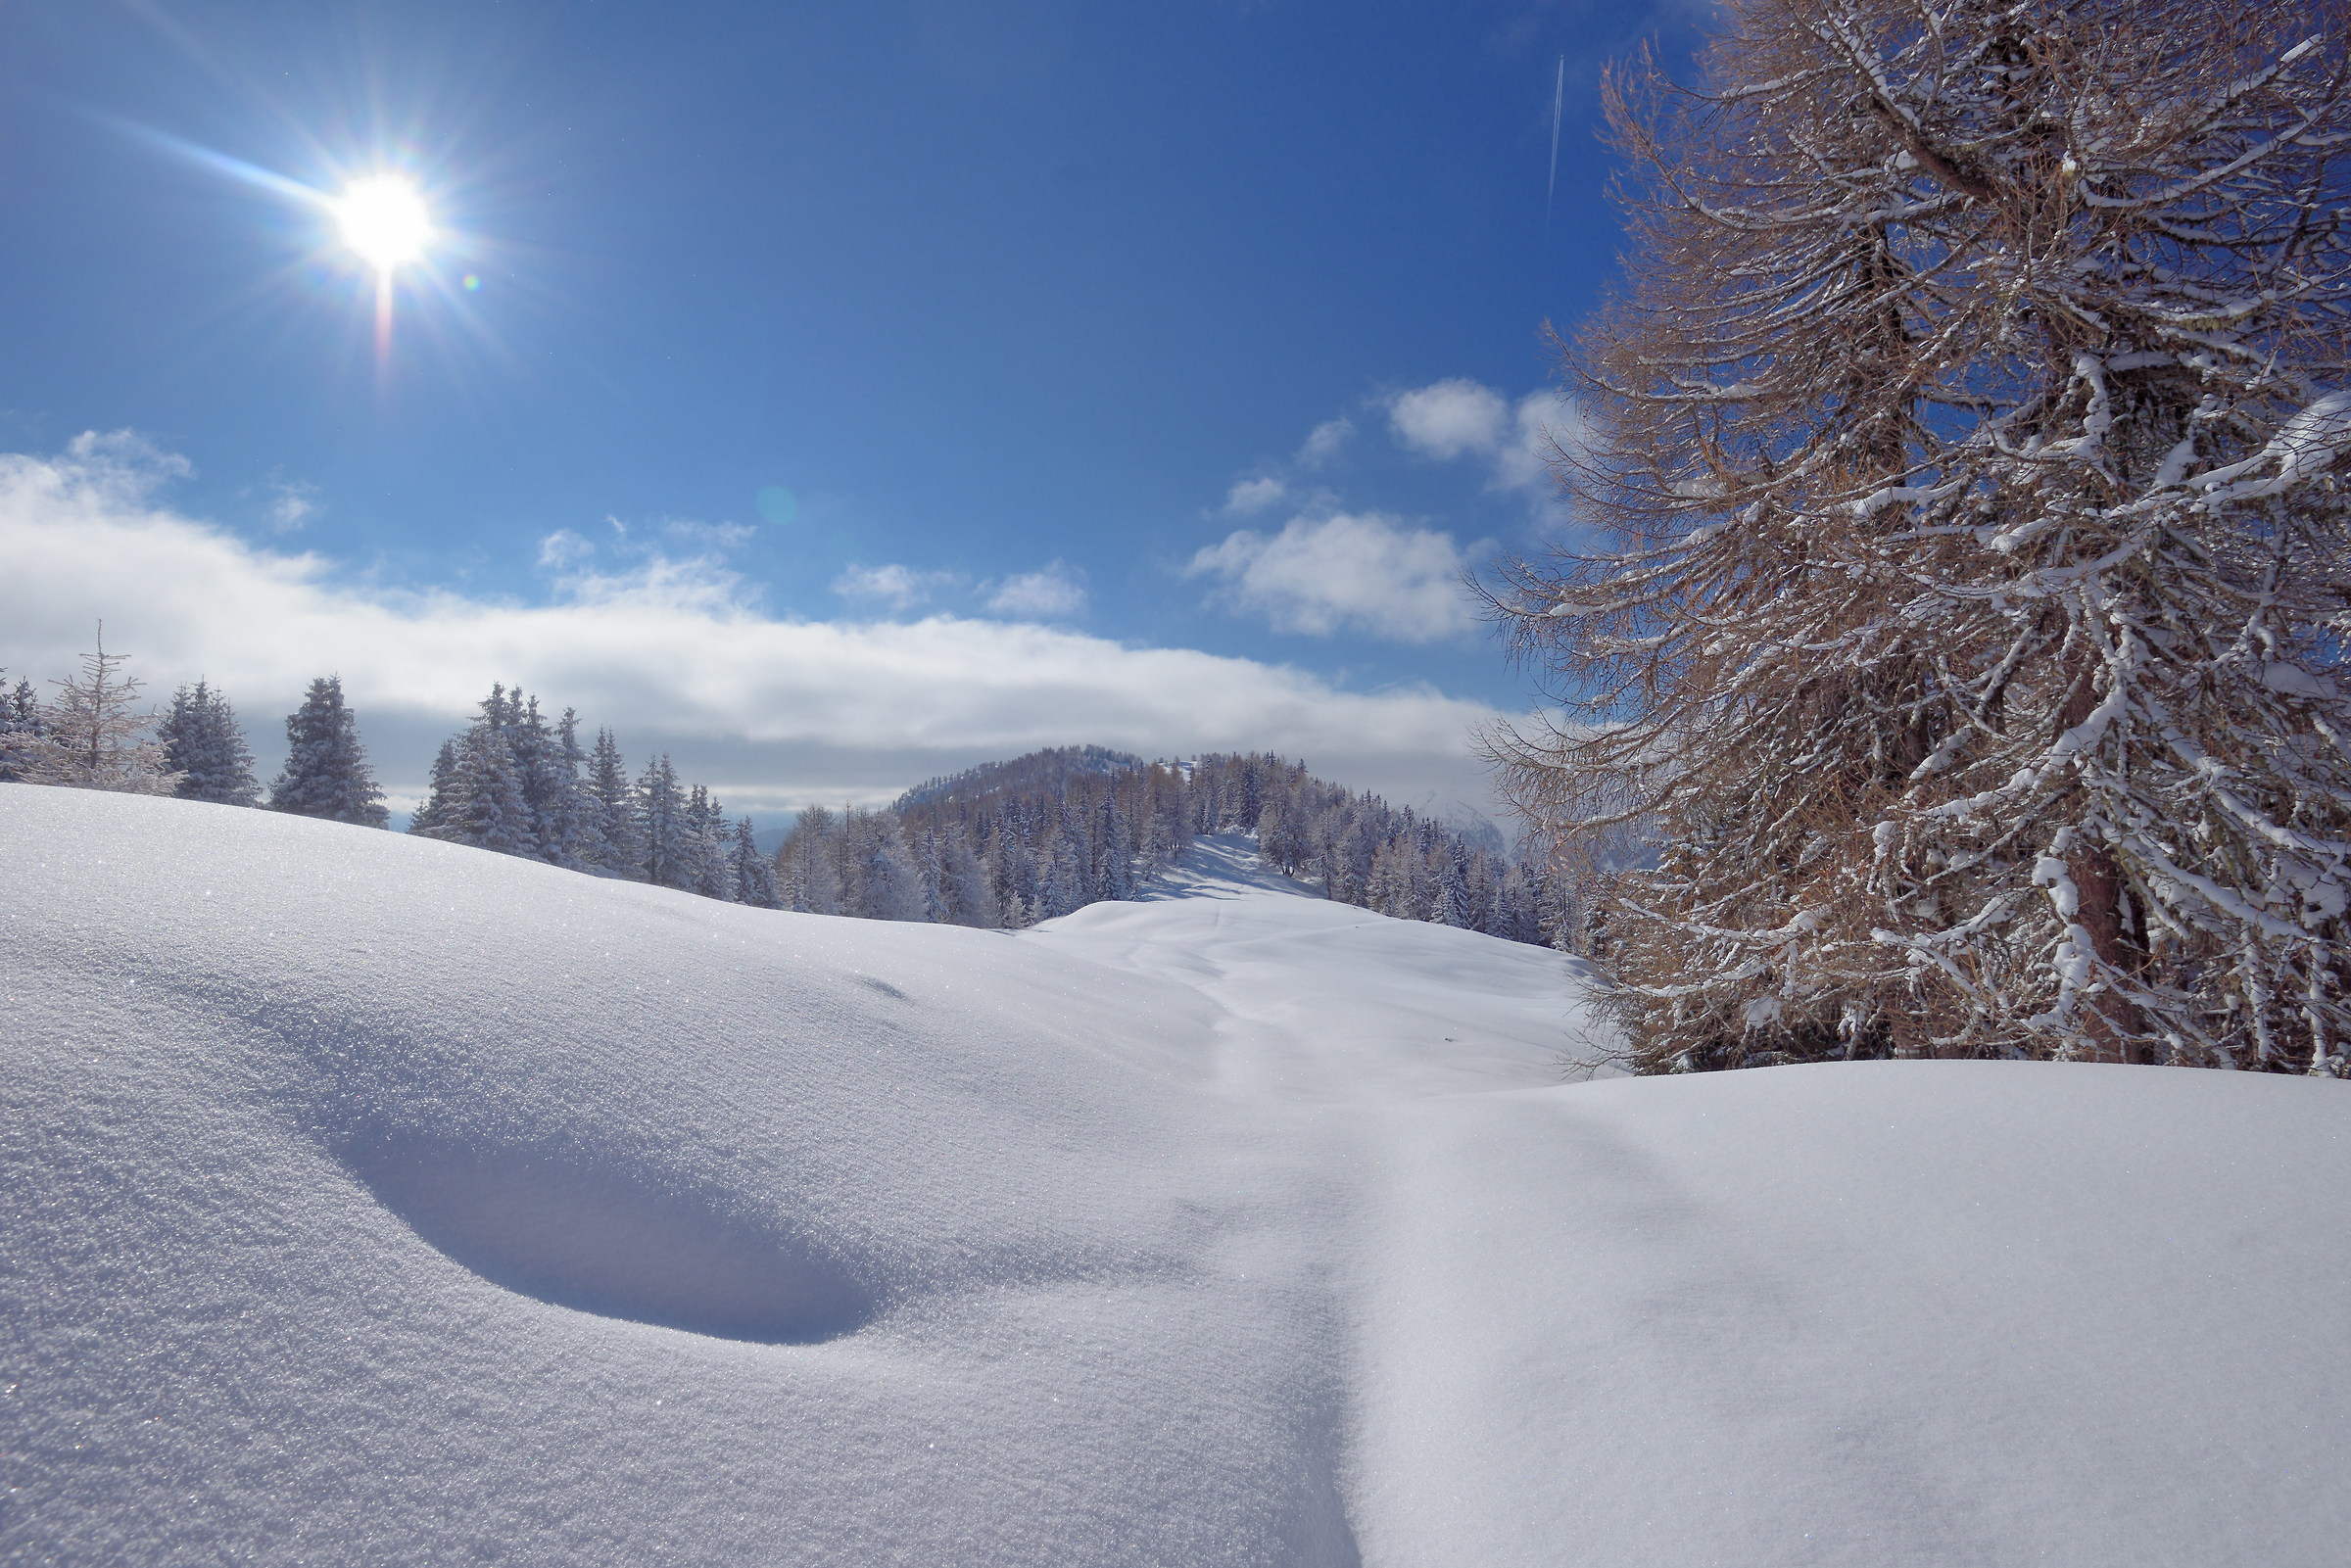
[5,792,2348,1565]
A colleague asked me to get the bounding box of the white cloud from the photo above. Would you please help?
[986,562,1086,619]
[1386,379,1577,504]
[0,439,1510,817]
[1187,511,1482,642]
[1388,379,1511,460]
[1222,476,1288,515]
[831,562,959,611]
[1296,417,1354,467]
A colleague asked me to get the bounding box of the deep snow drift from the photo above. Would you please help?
[4,790,2348,1566]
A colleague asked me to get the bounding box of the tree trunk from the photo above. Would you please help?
[2055,678,2146,1064]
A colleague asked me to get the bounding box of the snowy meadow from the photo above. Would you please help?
[7,789,2348,1565]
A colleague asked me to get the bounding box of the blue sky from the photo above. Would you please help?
[0,0,1700,820]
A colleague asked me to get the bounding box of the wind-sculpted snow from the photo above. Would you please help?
[2,790,1359,1566]
[336,1129,879,1345]
[5,792,2350,1565]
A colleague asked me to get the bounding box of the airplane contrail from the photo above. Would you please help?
[1544,54,1565,245]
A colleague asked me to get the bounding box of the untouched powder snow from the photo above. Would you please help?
[5,795,2349,1565]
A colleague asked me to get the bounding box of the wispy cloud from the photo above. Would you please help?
[832,562,963,611]
[538,529,597,569]
[540,510,756,579]
[663,518,757,550]
[259,472,321,532]
[1187,511,1482,642]
[41,429,194,499]
[0,437,1507,814]
[1222,476,1289,515]
[1296,416,1354,467]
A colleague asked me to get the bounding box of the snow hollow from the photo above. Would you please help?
[5,788,2348,1565]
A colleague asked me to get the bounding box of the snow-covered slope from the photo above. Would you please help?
[1045,832,1614,1097]
[5,794,2348,1566]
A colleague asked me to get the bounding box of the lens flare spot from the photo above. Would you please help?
[755,486,798,527]
[335,176,432,274]
[462,273,481,292]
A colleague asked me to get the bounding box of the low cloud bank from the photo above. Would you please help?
[0,438,1509,817]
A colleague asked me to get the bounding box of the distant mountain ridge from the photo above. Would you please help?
[893,745,1145,811]
[776,747,1576,946]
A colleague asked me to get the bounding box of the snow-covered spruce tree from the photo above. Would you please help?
[508,696,582,868]
[732,817,782,908]
[586,727,646,878]
[160,681,261,806]
[408,686,517,850]
[454,710,533,857]
[1486,0,2351,1071]
[546,708,605,871]
[636,754,688,889]
[414,687,604,867]
[683,784,735,901]
[268,676,388,827]
[15,628,181,794]
[408,738,461,838]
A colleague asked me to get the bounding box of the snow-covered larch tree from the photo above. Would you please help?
[13,627,181,794]
[775,805,843,914]
[1486,0,2351,1071]
[159,680,261,806]
[268,676,389,827]
[0,673,48,782]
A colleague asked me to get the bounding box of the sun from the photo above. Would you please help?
[334,175,432,275]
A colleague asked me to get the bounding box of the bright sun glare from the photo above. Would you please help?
[334,176,432,274]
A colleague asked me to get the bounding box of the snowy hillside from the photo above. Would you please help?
[5,790,2349,1566]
